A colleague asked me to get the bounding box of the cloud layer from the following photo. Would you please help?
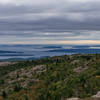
[0,0,100,44]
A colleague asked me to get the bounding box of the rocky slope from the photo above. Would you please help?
[0,54,100,100]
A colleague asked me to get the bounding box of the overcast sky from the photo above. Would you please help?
[0,0,100,44]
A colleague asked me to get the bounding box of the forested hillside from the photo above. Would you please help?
[0,54,100,100]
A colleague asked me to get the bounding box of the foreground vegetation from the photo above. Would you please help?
[0,54,100,100]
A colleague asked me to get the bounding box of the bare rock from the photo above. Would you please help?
[73,66,88,73]
[92,91,100,100]
[67,97,78,100]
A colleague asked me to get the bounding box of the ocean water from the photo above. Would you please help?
[0,44,100,60]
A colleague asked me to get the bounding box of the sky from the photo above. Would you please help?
[0,0,100,44]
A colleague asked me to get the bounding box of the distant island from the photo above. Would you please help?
[0,44,100,61]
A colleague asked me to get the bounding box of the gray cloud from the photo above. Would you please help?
[0,0,100,44]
